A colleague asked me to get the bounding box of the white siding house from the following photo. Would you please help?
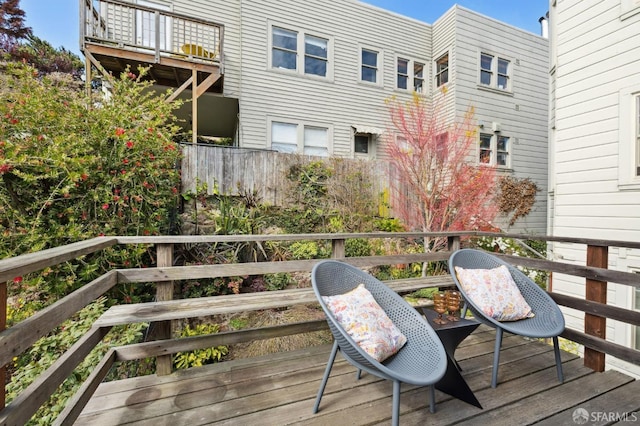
[81,0,549,232]
[548,0,640,377]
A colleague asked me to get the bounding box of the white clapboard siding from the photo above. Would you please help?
[550,0,640,378]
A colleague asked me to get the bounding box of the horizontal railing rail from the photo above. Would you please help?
[0,232,638,425]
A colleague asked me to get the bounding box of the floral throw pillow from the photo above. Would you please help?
[455,265,535,321]
[322,284,407,362]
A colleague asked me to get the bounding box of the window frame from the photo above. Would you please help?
[394,55,427,93]
[268,117,332,156]
[359,45,382,86]
[478,132,511,168]
[478,51,513,93]
[435,53,449,88]
[268,22,333,81]
[617,89,640,189]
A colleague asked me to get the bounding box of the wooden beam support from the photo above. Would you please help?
[191,69,198,143]
[165,76,193,103]
[584,244,608,372]
[195,71,221,98]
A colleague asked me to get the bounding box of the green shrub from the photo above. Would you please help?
[345,238,372,257]
[265,273,292,291]
[0,63,182,307]
[7,298,146,425]
[174,323,228,369]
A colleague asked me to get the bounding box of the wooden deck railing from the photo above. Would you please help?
[80,0,224,64]
[0,232,639,425]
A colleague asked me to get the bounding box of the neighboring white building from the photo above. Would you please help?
[548,0,640,377]
[81,0,549,232]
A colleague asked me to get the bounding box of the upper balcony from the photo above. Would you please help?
[80,0,224,93]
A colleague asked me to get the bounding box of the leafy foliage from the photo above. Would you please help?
[6,34,84,75]
[385,90,499,253]
[7,297,146,425]
[0,0,30,49]
[173,323,228,369]
[498,176,539,226]
[0,63,182,309]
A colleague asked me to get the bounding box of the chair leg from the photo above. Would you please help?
[553,336,564,383]
[313,340,339,414]
[491,328,503,388]
[461,302,468,319]
[356,369,362,380]
[392,380,400,426]
[429,384,436,413]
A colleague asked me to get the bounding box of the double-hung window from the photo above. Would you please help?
[271,25,330,78]
[271,120,329,157]
[395,57,426,93]
[272,27,297,70]
[361,48,379,83]
[479,133,510,167]
[480,52,511,91]
[435,53,449,87]
[397,58,409,90]
[414,62,425,92]
[304,35,328,77]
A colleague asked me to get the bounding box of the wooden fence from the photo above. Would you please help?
[180,144,393,210]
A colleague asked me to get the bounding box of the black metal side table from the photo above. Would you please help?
[421,308,483,409]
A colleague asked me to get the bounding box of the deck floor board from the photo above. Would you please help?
[75,328,638,426]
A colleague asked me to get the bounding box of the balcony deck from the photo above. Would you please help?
[75,325,640,425]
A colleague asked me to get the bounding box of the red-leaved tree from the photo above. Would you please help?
[385,91,499,259]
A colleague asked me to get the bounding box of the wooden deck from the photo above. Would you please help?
[75,326,640,425]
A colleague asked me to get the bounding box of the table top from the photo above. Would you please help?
[420,307,479,332]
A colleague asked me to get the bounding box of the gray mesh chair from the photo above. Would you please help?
[312,260,447,426]
[448,249,565,388]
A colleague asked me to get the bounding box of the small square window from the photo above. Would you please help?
[355,134,369,153]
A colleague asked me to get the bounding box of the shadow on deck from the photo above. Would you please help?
[75,326,640,425]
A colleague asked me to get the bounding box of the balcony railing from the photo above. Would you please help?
[0,232,639,424]
[80,0,224,65]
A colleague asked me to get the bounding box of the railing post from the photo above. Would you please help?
[154,243,174,375]
[447,235,460,252]
[154,10,161,62]
[332,238,345,259]
[584,244,608,372]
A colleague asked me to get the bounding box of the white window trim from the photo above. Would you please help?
[478,132,512,168]
[353,130,378,159]
[267,21,334,82]
[477,51,514,94]
[358,44,383,87]
[618,88,640,190]
[394,54,427,93]
[434,50,450,89]
[268,116,333,156]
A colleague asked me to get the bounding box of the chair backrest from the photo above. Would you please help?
[448,249,564,331]
[311,260,443,376]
